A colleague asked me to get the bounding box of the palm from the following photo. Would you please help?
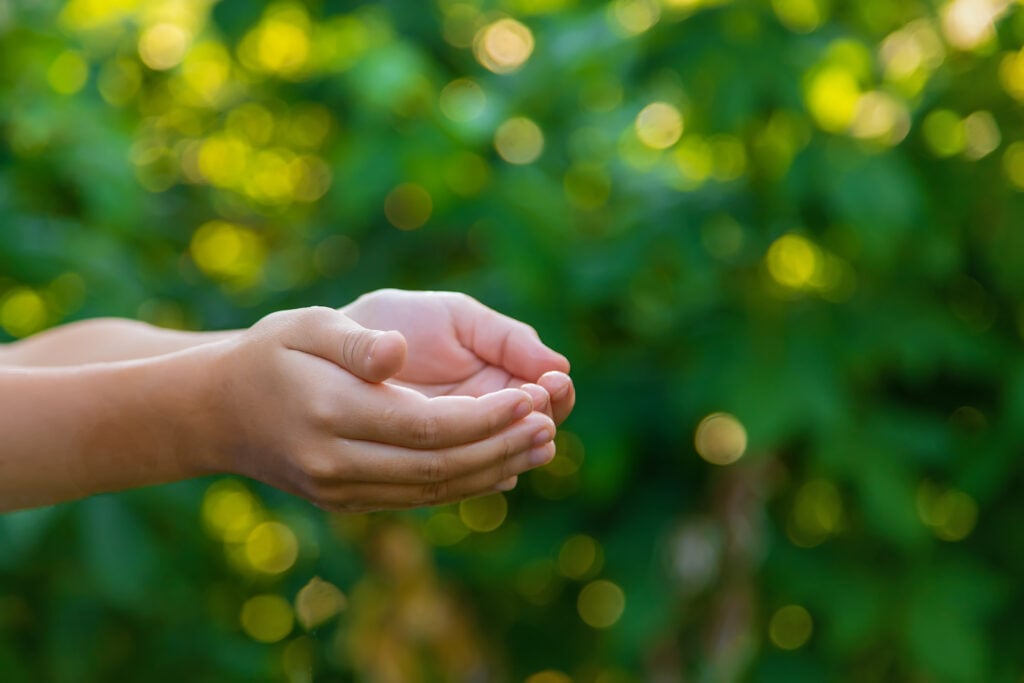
[341,290,537,398]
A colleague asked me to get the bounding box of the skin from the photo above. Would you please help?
[0,290,575,513]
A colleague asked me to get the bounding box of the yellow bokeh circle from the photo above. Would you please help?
[766,234,820,290]
[635,102,683,150]
[768,604,813,650]
[558,534,602,579]
[694,412,747,465]
[384,183,433,230]
[577,579,626,629]
[459,493,508,532]
[245,521,299,574]
[495,117,544,164]
[474,18,535,74]
[240,594,294,644]
[138,23,190,71]
[0,288,49,339]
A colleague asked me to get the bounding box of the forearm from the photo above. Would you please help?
[0,345,224,511]
[0,318,237,367]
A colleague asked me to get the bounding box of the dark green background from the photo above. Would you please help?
[2,0,1024,680]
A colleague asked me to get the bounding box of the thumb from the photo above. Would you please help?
[278,307,407,383]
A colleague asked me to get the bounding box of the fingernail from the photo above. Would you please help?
[551,375,571,399]
[528,443,554,466]
[366,331,385,360]
[532,427,554,447]
[513,398,532,420]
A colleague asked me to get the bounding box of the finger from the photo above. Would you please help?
[449,295,570,382]
[494,475,519,492]
[338,410,554,484]
[538,371,575,425]
[517,383,553,419]
[341,384,536,449]
[275,307,408,383]
[322,442,555,511]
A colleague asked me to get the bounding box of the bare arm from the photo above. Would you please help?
[0,318,237,367]
[0,347,222,510]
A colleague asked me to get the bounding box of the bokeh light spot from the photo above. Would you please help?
[226,103,275,145]
[190,220,267,287]
[694,412,747,465]
[635,102,683,150]
[611,0,661,35]
[709,134,748,180]
[917,482,978,541]
[245,521,299,574]
[47,51,88,95]
[0,288,49,338]
[922,109,966,157]
[439,78,486,122]
[459,493,508,532]
[1003,142,1024,190]
[384,183,433,230]
[850,91,911,145]
[672,136,713,189]
[577,580,626,629]
[963,110,1001,160]
[181,41,232,105]
[443,152,491,197]
[787,479,844,547]
[558,534,603,579]
[999,48,1024,102]
[98,57,141,106]
[425,510,471,546]
[495,117,544,164]
[941,0,1007,52]
[240,4,312,78]
[202,479,264,543]
[59,0,139,30]
[197,134,252,188]
[806,67,861,134]
[286,104,333,149]
[240,594,294,643]
[138,23,190,70]
[766,234,819,290]
[291,155,333,203]
[769,604,813,650]
[442,4,483,48]
[294,576,346,631]
[474,18,534,74]
[772,0,824,33]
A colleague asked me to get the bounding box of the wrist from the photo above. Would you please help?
[112,341,236,481]
[169,340,236,477]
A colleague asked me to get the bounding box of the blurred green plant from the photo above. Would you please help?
[3,0,1024,680]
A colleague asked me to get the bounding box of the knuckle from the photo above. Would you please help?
[411,413,442,448]
[497,438,518,479]
[419,453,450,483]
[298,452,339,484]
[419,478,450,505]
[307,394,335,426]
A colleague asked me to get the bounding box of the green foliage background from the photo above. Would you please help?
[3,0,1024,680]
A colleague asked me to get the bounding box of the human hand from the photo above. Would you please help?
[204,307,556,511]
[340,289,576,425]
